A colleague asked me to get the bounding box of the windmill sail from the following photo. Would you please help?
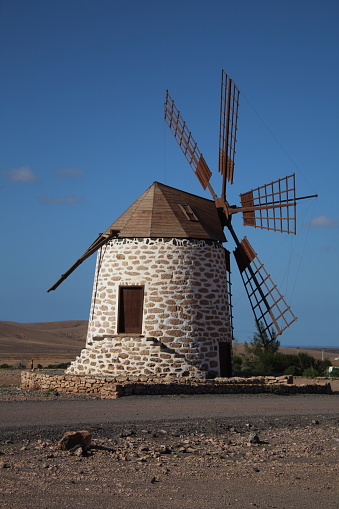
[164,92,214,194]
[47,230,119,292]
[219,70,240,191]
[234,237,296,340]
[239,174,296,233]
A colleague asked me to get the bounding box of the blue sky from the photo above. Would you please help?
[1,0,338,347]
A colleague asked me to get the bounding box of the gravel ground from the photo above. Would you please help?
[1,413,338,509]
[1,371,339,508]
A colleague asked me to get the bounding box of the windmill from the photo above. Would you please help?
[48,70,316,379]
[164,69,316,343]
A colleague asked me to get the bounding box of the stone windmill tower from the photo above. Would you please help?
[49,70,314,378]
[49,182,234,378]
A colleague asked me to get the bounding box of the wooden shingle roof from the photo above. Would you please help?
[103,182,226,241]
[47,182,225,292]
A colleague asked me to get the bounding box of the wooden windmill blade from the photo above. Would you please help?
[219,70,240,196]
[237,174,297,234]
[47,230,119,292]
[233,237,297,340]
[164,91,218,200]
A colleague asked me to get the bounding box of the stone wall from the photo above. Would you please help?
[66,335,204,378]
[21,371,332,399]
[70,237,233,378]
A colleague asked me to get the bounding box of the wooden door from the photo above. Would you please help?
[118,286,144,334]
[219,341,233,377]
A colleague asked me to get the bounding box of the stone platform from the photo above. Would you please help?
[21,371,332,399]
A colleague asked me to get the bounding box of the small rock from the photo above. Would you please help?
[123,453,135,461]
[151,476,160,483]
[159,445,172,455]
[58,430,92,451]
[70,445,85,457]
[139,446,149,452]
[248,433,260,444]
[312,420,320,425]
[120,430,135,438]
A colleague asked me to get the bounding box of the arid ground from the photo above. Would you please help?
[1,319,339,368]
[0,321,338,508]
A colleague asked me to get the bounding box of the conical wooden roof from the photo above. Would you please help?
[47,182,226,292]
[103,182,226,241]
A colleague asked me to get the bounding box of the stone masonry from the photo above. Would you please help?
[66,237,233,378]
[21,371,333,398]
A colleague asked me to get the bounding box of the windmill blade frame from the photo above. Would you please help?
[164,91,218,198]
[47,230,119,292]
[238,174,297,234]
[233,237,297,340]
[219,70,240,195]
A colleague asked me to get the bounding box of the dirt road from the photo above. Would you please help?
[1,393,339,428]
[1,391,339,509]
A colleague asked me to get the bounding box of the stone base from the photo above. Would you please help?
[21,371,333,399]
[65,335,213,379]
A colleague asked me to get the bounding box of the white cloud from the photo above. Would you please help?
[324,246,339,253]
[307,215,338,228]
[37,195,84,205]
[53,167,84,178]
[2,165,38,182]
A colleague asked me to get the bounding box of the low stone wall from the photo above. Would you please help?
[21,371,332,399]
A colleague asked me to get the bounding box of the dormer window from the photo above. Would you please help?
[179,204,199,222]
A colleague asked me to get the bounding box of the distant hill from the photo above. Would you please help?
[0,320,338,365]
[0,320,87,355]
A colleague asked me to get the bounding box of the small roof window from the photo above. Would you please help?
[179,204,199,222]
